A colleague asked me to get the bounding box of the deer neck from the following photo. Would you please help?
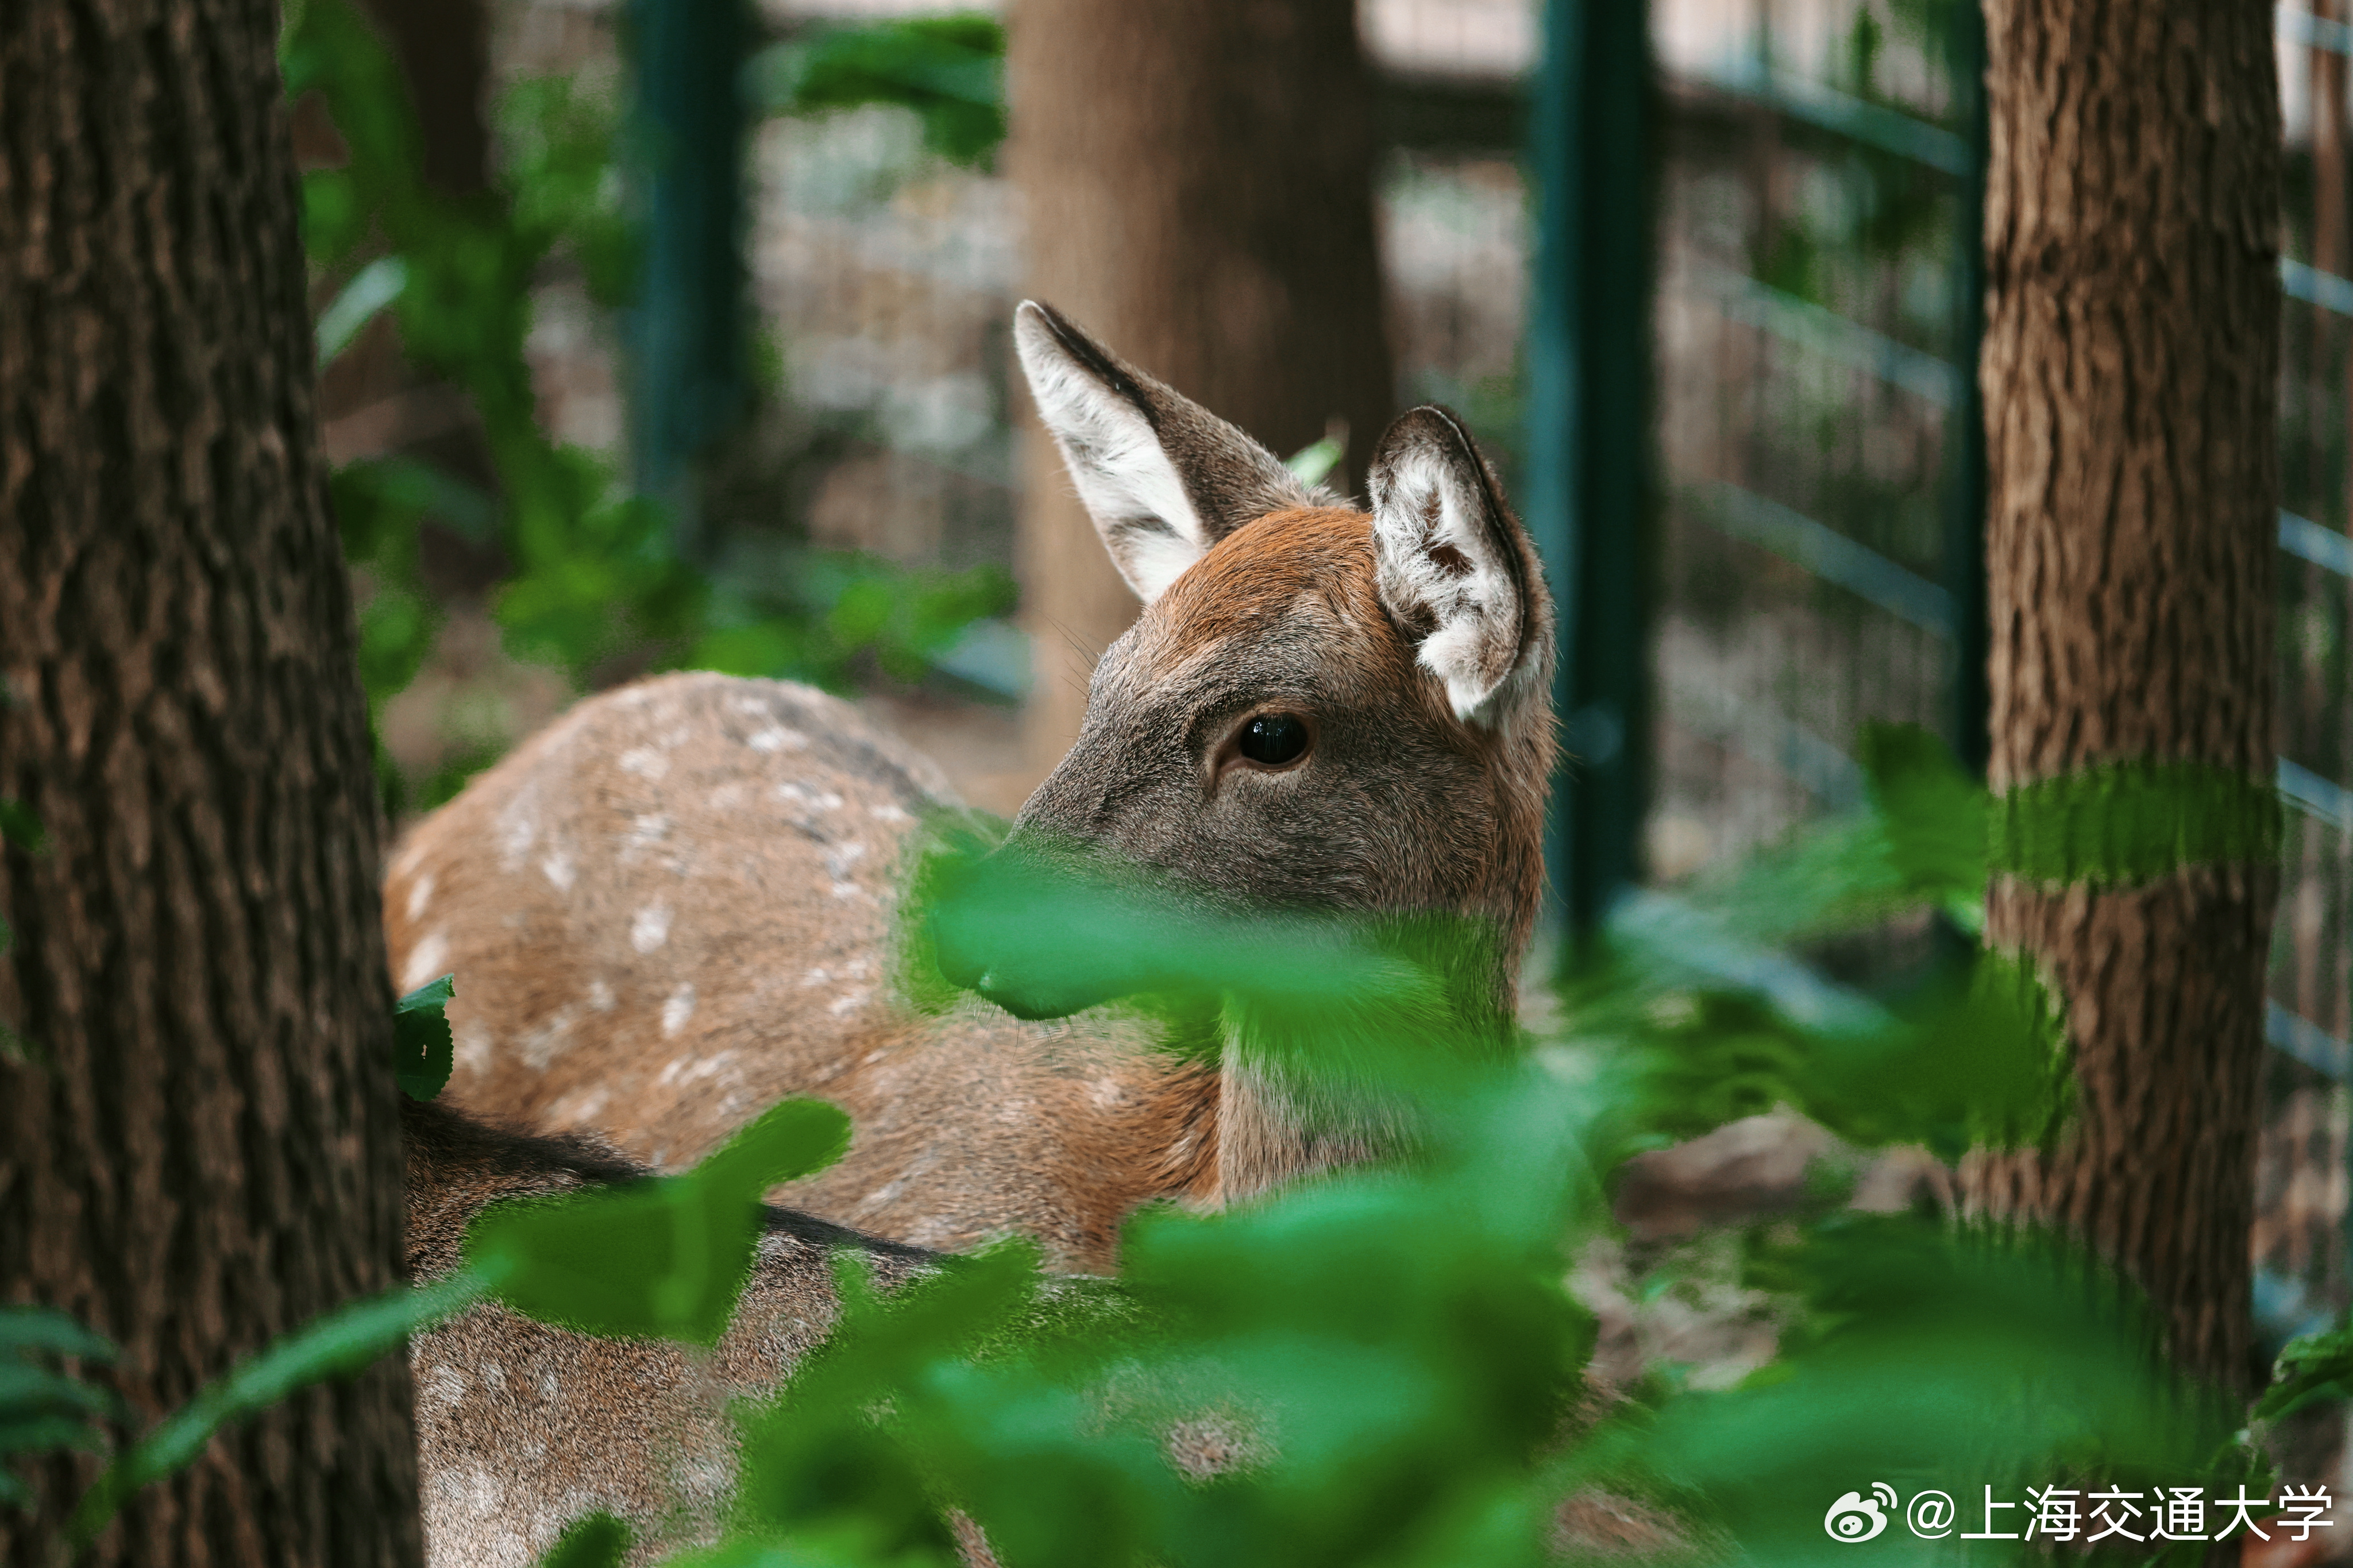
[1205,942,1521,1206]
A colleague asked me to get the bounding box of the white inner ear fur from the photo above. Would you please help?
[1015,312,1210,604]
[1371,443,1525,725]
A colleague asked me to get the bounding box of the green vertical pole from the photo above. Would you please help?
[626,0,750,554]
[1945,0,1990,778]
[1525,0,1654,946]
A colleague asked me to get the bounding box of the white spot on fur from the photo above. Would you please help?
[801,966,831,987]
[547,1086,611,1125]
[618,745,669,780]
[538,1370,559,1400]
[423,1363,467,1409]
[870,801,913,824]
[496,807,536,870]
[828,988,871,1018]
[539,848,576,891]
[708,781,747,810]
[586,978,615,1012]
[631,903,673,953]
[657,1051,735,1088]
[620,813,673,864]
[747,726,808,753]
[1089,1076,1127,1110]
[662,984,697,1037]
[519,1008,576,1071]
[400,930,449,994]
[774,782,845,811]
[404,873,435,922]
[454,1021,492,1076]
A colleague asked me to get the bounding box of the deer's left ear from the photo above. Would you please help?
[1368,406,1554,728]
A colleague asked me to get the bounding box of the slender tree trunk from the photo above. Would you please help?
[1964,1,2282,1391]
[1006,0,1397,773]
[0,1,420,1562]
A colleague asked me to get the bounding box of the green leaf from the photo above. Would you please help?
[1855,720,1988,904]
[396,974,456,1014]
[537,1511,632,1568]
[1285,430,1346,489]
[0,1413,109,1460]
[2260,1323,2353,1423]
[0,1307,115,1364]
[1,1308,119,1513]
[315,254,408,365]
[0,1366,117,1423]
[465,1099,851,1345]
[394,972,456,1102]
[1993,760,2282,886]
[0,800,45,855]
[749,16,1007,166]
[65,1273,487,1547]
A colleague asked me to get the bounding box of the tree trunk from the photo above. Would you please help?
[1965,1,2282,1392]
[0,1,421,1562]
[1006,0,1397,773]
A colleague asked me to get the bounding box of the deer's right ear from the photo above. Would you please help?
[1014,300,1328,604]
[1368,406,1554,729]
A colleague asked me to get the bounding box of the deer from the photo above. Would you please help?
[383,301,1557,1279]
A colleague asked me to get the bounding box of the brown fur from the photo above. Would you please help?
[402,1099,936,1567]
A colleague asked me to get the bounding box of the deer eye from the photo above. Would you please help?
[1237,713,1310,767]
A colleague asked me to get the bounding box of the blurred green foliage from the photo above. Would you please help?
[283,0,1013,812]
[0,1308,118,1511]
[32,725,2295,1559]
[466,1098,851,1345]
[453,724,2245,1565]
[749,15,1005,167]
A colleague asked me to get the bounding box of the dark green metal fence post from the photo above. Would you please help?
[1945,0,1991,778]
[1525,0,1654,947]
[626,0,750,553]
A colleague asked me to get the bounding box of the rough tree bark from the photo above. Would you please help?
[1964,1,2282,1391]
[1006,0,1398,773]
[0,1,421,1562]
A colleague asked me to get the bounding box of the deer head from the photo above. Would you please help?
[944,304,1553,1030]
[920,303,1557,1197]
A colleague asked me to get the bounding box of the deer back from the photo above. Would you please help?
[385,674,1217,1273]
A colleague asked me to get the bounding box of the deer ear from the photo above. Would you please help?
[1014,300,1331,604]
[1368,406,1553,728]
